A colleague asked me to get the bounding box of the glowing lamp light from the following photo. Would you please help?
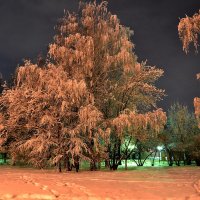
[157,146,163,151]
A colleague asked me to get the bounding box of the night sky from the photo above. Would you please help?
[0,0,199,111]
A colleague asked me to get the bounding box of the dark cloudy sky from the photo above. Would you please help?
[0,0,199,111]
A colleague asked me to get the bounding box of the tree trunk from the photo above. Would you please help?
[90,160,97,171]
[64,155,72,171]
[125,159,128,170]
[89,138,97,171]
[138,152,143,166]
[58,161,62,173]
[195,158,200,166]
[174,151,182,166]
[112,144,117,169]
[152,151,157,166]
[74,161,79,172]
[185,152,192,165]
[105,159,110,169]
[112,163,118,170]
[3,153,6,164]
[105,145,110,169]
[166,148,173,166]
[117,140,122,165]
[98,162,101,170]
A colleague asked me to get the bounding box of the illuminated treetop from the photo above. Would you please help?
[178,10,200,53]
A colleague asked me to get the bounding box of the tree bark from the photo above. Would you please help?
[152,150,157,166]
[166,148,173,166]
[74,159,79,172]
[125,158,128,170]
[58,161,62,172]
[3,153,6,164]
[90,160,97,171]
[185,152,192,165]
[195,158,200,166]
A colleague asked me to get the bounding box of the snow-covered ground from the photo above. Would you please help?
[0,166,200,200]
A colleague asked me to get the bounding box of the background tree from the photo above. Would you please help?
[111,108,166,169]
[178,11,200,127]
[161,103,200,166]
